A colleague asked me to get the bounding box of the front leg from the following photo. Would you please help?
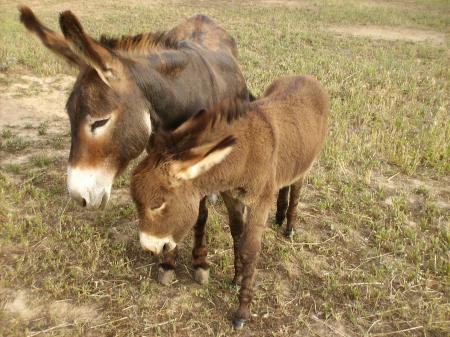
[158,247,178,286]
[221,192,246,286]
[192,197,210,284]
[232,200,271,329]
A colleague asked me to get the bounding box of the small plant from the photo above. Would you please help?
[3,164,21,174]
[47,136,66,149]
[37,121,49,136]
[1,129,13,139]
[0,135,29,153]
[30,155,53,168]
[414,186,430,197]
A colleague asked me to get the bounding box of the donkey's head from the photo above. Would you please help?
[19,7,187,208]
[131,103,242,254]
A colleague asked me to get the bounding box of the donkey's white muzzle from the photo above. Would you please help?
[139,231,176,255]
[67,166,114,209]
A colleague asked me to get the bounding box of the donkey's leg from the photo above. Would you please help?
[285,177,304,239]
[275,186,290,225]
[158,247,178,286]
[232,200,271,329]
[221,192,246,286]
[192,197,209,285]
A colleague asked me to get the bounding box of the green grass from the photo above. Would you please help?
[0,1,449,336]
[0,129,30,153]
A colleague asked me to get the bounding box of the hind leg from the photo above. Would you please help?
[285,178,304,239]
[192,197,210,284]
[275,186,290,225]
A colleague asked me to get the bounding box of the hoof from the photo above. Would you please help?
[193,267,209,285]
[232,318,246,330]
[157,266,176,286]
[284,228,294,239]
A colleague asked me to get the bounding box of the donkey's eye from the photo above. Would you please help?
[91,118,110,132]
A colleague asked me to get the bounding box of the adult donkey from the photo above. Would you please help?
[19,6,251,209]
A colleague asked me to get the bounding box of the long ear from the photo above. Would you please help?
[18,6,82,66]
[59,11,122,85]
[172,136,236,181]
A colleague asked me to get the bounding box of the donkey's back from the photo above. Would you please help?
[260,75,329,187]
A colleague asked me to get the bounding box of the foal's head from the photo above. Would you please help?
[19,7,186,208]
[131,100,246,254]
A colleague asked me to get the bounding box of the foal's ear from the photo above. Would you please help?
[59,11,122,85]
[18,6,82,67]
[172,136,236,181]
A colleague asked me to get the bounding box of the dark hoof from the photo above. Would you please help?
[193,267,209,285]
[284,228,294,239]
[157,266,176,286]
[232,318,246,330]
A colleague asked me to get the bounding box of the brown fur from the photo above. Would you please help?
[19,6,252,278]
[99,14,238,58]
[19,6,249,174]
[131,75,330,326]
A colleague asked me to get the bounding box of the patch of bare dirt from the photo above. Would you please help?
[110,187,133,205]
[372,173,450,210]
[1,289,102,328]
[0,74,72,168]
[253,0,311,8]
[327,25,448,45]
[303,316,356,337]
[361,0,448,14]
[0,74,73,129]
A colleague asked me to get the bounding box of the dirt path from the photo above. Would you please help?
[326,25,448,44]
[0,73,73,129]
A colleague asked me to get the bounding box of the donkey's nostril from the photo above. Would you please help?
[82,198,87,207]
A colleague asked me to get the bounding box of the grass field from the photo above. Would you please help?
[0,0,449,336]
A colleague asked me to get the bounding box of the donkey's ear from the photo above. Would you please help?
[18,6,82,67]
[59,11,122,85]
[172,136,236,181]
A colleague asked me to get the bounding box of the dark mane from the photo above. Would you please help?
[151,97,248,158]
[99,31,179,53]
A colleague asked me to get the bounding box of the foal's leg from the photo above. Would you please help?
[158,247,178,286]
[192,197,209,284]
[232,198,271,329]
[275,186,290,225]
[221,192,246,286]
[285,177,304,239]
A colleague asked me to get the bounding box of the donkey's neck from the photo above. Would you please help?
[129,61,184,129]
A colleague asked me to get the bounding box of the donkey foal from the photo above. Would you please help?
[131,75,329,328]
